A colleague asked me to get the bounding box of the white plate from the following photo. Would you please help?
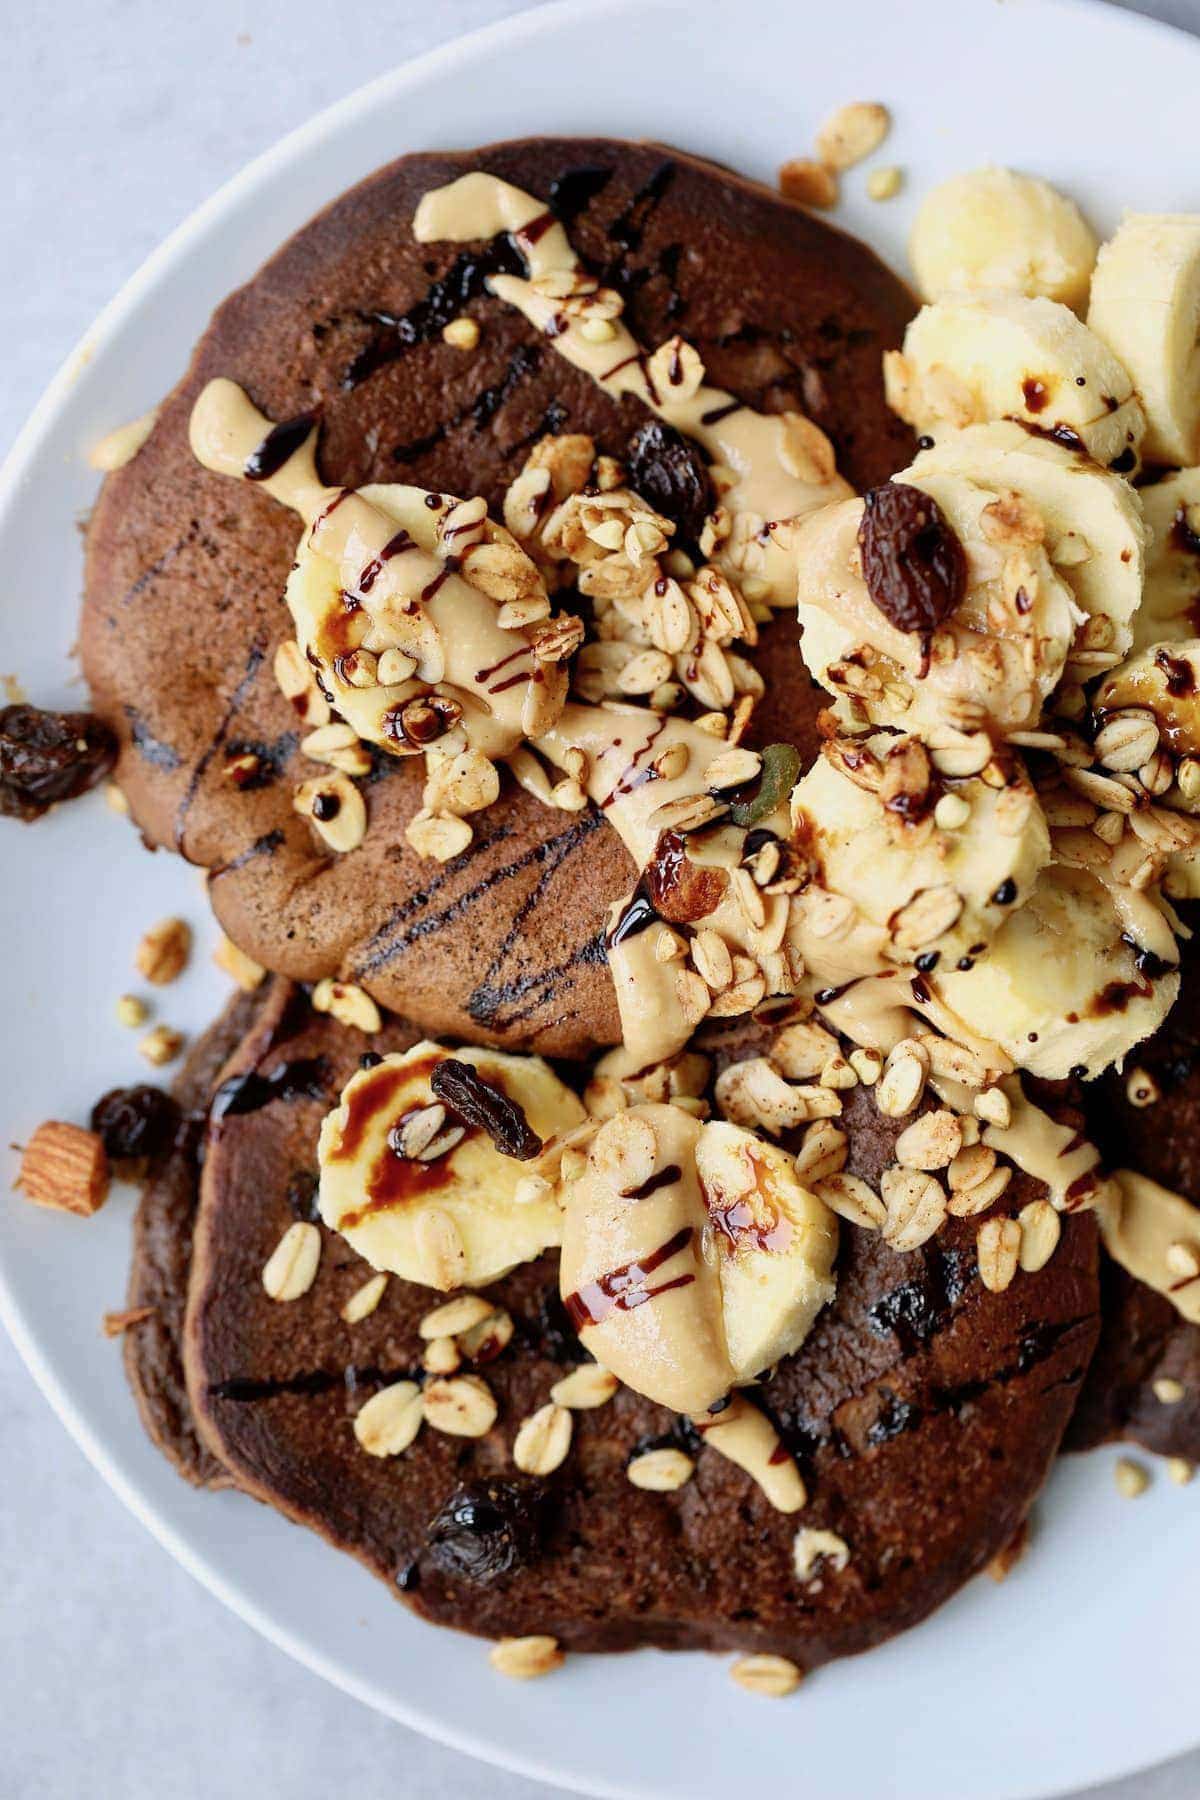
[2,0,1198,1794]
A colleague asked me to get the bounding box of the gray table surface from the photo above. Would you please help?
[2,2,1198,1795]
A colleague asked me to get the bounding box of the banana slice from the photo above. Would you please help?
[1135,469,1200,650]
[909,421,1146,666]
[909,167,1098,311]
[695,1121,838,1385]
[558,1105,836,1414]
[318,1041,587,1289]
[790,732,1050,966]
[928,863,1179,1080]
[795,464,1082,735]
[1088,214,1200,467]
[887,293,1145,473]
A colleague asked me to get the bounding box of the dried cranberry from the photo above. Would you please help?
[626,420,714,547]
[857,481,966,637]
[0,704,116,822]
[90,1085,181,1160]
[429,1058,543,1161]
[425,1478,550,1583]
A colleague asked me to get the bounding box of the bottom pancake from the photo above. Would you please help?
[123,982,273,1487]
[177,988,1099,1665]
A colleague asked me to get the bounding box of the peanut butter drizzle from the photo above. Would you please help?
[188,378,563,758]
[1098,1170,1200,1324]
[88,407,159,472]
[692,1392,807,1513]
[413,172,851,607]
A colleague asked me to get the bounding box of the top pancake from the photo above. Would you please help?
[83,136,914,1057]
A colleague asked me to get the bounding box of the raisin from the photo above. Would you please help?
[425,1478,550,1583]
[429,1058,543,1161]
[626,420,714,547]
[857,481,966,637]
[0,703,116,822]
[90,1085,181,1160]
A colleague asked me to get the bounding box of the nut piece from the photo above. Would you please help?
[422,1373,498,1438]
[1114,1456,1150,1499]
[986,1519,1029,1583]
[792,1526,850,1583]
[866,165,903,202]
[550,1364,619,1409]
[1168,1458,1195,1485]
[627,1447,695,1492]
[213,933,266,992]
[589,1112,659,1196]
[894,1109,962,1172]
[353,1380,423,1456]
[779,158,839,209]
[1153,1377,1185,1405]
[102,1305,155,1337]
[417,1293,493,1339]
[16,1122,109,1217]
[876,1040,929,1118]
[262,1221,321,1301]
[311,978,381,1034]
[1017,1199,1061,1272]
[137,1024,184,1068]
[815,101,891,170]
[729,1654,803,1698]
[488,1635,564,1680]
[513,1402,574,1475]
[976,1216,1021,1293]
[340,1272,388,1323]
[135,916,191,986]
[293,772,367,854]
[442,317,480,351]
[115,994,148,1029]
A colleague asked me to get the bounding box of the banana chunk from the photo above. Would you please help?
[318,1042,587,1289]
[909,167,1098,311]
[559,1105,836,1414]
[1136,469,1200,650]
[886,292,1145,473]
[790,732,1050,965]
[287,483,564,759]
[928,864,1179,1080]
[795,464,1082,735]
[1088,214,1200,467]
[909,421,1145,666]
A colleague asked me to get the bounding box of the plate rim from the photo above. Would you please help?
[2,1,1199,1795]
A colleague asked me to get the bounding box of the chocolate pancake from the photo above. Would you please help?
[123,980,275,1486]
[82,136,913,1059]
[182,992,1098,1664]
[1070,926,1200,1460]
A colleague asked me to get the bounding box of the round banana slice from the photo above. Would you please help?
[909,167,1098,311]
[286,483,565,758]
[1135,469,1200,651]
[886,292,1145,473]
[318,1041,587,1289]
[794,465,1081,735]
[790,733,1049,968]
[1088,214,1200,467]
[908,421,1146,665]
[928,863,1179,1080]
[558,1104,837,1414]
